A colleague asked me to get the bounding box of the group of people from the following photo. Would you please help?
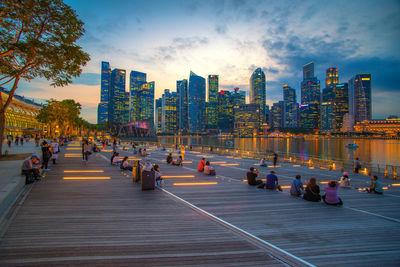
[166,153,183,166]
[247,168,384,206]
[197,157,216,175]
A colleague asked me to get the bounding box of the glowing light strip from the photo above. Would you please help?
[293,165,301,167]
[191,151,200,153]
[173,182,218,186]
[320,181,329,184]
[220,163,239,166]
[102,150,113,152]
[63,177,111,180]
[163,176,195,179]
[66,148,82,150]
[280,185,291,189]
[268,165,281,168]
[392,184,400,186]
[182,161,193,163]
[213,161,227,164]
[163,175,195,178]
[64,170,104,173]
[64,153,82,156]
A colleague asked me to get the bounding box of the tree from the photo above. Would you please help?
[0,0,90,154]
[36,99,82,137]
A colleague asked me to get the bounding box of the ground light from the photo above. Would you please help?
[63,177,111,180]
[173,182,218,186]
[64,170,104,173]
[162,175,195,179]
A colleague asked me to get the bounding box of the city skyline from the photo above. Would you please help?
[8,0,400,123]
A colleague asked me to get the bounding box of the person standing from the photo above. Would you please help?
[20,136,24,146]
[15,136,19,146]
[35,135,40,147]
[354,157,361,174]
[7,135,12,147]
[83,140,91,163]
[41,141,51,171]
[273,152,278,167]
[50,139,59,165]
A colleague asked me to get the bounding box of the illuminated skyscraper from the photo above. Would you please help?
[137,81,155,123]
[109,68,126,123]
[161,89,178,133]
[97,61,111,124]
[155,98,162,133]
[333,83,349,130]
[177,79,188,132]
[250,68,266,122]
[351,74,372,123]
[206,75,218,130]
[299,103,319,130]
[217,90,234,133]
[231,87,246,106]
[325,67,339,88]
[234,104,260,137]
[188,71,206,133]
[283,85,298,128]
[129,71,146,122]
[321,87,334,130]
[300,62,320,129]
[123,92,130,124]
[271,101,284,130]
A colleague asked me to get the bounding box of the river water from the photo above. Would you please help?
[158,136,400,166]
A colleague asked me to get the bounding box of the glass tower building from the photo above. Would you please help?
[137,81,155,124]
[231,88,246,106]
[300,62,320,129]
[333,83,349,130]
[155,98,162,133]
[283,85,298,128]
[217,90,234,133]
[109,69,126,123]
[206,75,219,130]
[129,71,147,122]
[326,67,339,88]
[98,61,111,124]
[177,79,189,132]
[188,71,206,133]
[271,101,284,130]
[234,104,260,137]
[250,68,266,122]
[353,74,372,123]
[161,89,178,133]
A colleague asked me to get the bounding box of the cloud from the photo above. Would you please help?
[72,73,100,86]
[215,24,227,35]
[156,36,209,62]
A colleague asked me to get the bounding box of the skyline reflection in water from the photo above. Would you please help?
[158,137,400,166]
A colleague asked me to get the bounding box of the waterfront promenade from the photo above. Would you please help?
[1,141,400,266]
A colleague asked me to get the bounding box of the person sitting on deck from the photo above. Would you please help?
[112,153,122,166]
[154,164,164,188]
[265,170,282,191]
[290,175,304,197]
[204,161,216,175]
[142,160,153,172]
[303,178,321,202]
[110,151,117,165]
[339,172,351,188]
[259,158,267,167]
[138,148,142,156]
[366,176,384,194]
[21,155,42,180]
[171,155,183,166]
[246,167,263,187]
[120,156,133,171]
[197,157,206,172]
[166,153,173,164]
[322,181,343,206]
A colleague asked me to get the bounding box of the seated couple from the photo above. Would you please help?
[166,153,183,166]
[197,158,216,175]
[246,169,282,191]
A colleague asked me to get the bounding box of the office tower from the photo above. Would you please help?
[265,105,270,125]
[283,85,298,128]
[320,87,334,130]
[271,101,284,130]
[161,89,178,133]
[231,87,246,106]
[155,98,162,133]
[217,90,234,132]
[250,68,266,122]
[108,68,126,123]
[177,79,189,132]
[123,91,130,124]
[234,104,260,137]
[300,62,320,129]
[352,74,372,123]
[299,103,319,130]
[206,75,218,131]
[98,61,111,124]
[129,70,147,122]
[136,81,155,124]
[333,83,349,130]
[326,67,339,88]
[188,71,206,133]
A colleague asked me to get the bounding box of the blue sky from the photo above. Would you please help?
[15,0,400,123]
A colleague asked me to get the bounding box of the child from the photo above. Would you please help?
[339,172,351,188]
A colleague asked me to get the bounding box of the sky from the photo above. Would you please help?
[13,0,400,123]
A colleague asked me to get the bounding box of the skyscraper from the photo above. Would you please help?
[321,87,334,130]
[97,61,111,124]
[271,101,284,130]
[177,79,188,132]
[300,62,320,129]
[161,89,178,133]
[283,85,298,128]
[129,71,146,122]
[108,68,126,123]
[352,74,372,123]
[206,75,218,130]
[188,71,206,133]
[333,83,349,130]
[137,81,155,123]
[231,87,246,106]
[155,98,162,133]
[250,68,266,122]
[234,104,260,137]
[217,90,234,133]
[123,91,130,124]
[325,67,339,88]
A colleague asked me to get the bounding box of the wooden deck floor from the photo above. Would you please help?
[1,142,400,266]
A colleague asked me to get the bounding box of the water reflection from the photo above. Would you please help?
[158,137,400,166]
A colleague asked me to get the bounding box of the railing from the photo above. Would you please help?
[120,139,399,180]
